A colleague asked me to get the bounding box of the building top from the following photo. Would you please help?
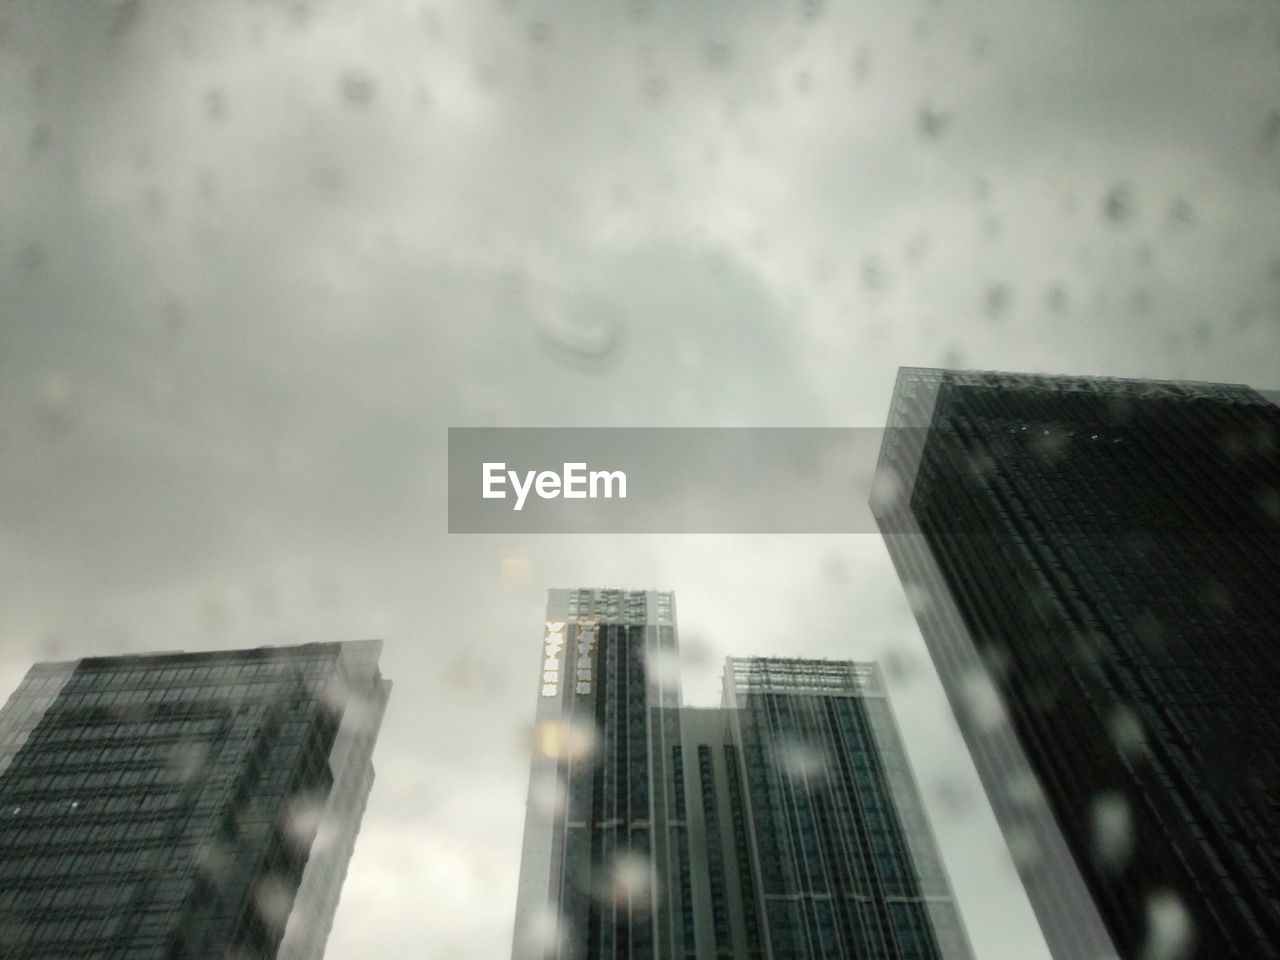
[726,657,884,699]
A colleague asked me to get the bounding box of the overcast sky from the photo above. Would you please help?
[1,1,1279,957]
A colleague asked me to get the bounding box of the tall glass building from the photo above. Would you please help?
[872,367,1280,960]
[0,639,391,959]
[511,588,972,960]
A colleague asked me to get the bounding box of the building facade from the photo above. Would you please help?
[0,639,391,959]
[511,588,972,960]
[872,366,1280,960]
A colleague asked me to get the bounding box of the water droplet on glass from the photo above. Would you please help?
[983,283,1011,319]
[918,104,950,139]
[1103,182,1136,225]
[532,719,596,762]
[1090,790,1133,872]
[852,47,871,84]
[204,89,226,122]
[253,874,295,929]
[597,852,655,911]
[643,76,667,101]
[1006,824,1041,872]
[527,20,552,44]
[16,243,45,274]
[535,296,626,373]
[882,646,921,683]
[959,668,1007,732]
[704,40,731,68]
[901,580,932,617]
[776,739,827,782]
[529,771,567,816]
[1142,890,1194,960]
[107,0,142,39]
[168,742,209,784]
[35,372,77,434]
[501,549,532,587]
[644,647,682,694]
[861,255,888,292]
[283,790,329,852]
[339,69,376,106]
[515,906,562,958]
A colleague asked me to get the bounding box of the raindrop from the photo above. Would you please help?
[940,343,964,369]
[597,852,655,911]
[644,647,682,695]
[793,70,812,94]
[1141,890,1194,960]
[959,668,1007,732]
[107,0,142,39]
[535,296,626,373]
[527,20,552,43]
[168,742,209,784]
[338,69,376,106]
[16,243,45,274]
[515,907,562,958]
[905,232,931,264]
[917,104,950,139]
[799,0,824,21]
[972,35,991,59]
[195,840,234,884]
[643,76,667,101]
[35,372,77,433]
[501,549,532,587]
[983,283,1011,319]
[1045,285,1069,313]
[852,47,871,84]
[1110,705,1148,762]
[703,40,731,69]
[1006,824,1041,872]
[861,255,888,292]
[1102,182,1136,225]
[204,89,226,122]
[531,719,596,762]
[775,739,827,782]
[1029,430,1070,464]
[901,580,932,617]
[1260,110,1280,151]
[932,776,974,816]
[528,771,567,816]
[282,790,329,851]
[1006,769,1046,809]
[253,874,295,930]
[1090,791,1133,872]
[869,466,904,515]
[1166,196,1194,229]
[882,647,921,683]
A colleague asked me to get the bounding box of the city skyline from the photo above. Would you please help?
[513,588,973,959]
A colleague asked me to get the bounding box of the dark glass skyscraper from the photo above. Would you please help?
[511,588,972,960]
[0,639,390,959]
[872,367,1280,960]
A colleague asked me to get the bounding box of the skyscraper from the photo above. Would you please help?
[0,639,391,959]
[872,367,1280,960]
[511,588,972,960]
